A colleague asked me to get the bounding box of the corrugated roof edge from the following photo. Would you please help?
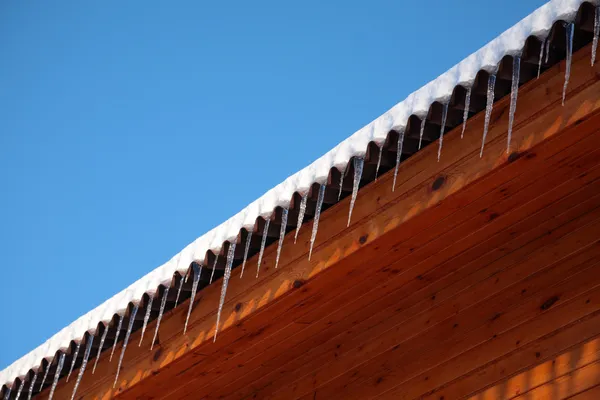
[2,0,597,390]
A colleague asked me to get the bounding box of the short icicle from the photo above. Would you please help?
[537,39,544,78]
[256,219,270,278]
[392,130,405,192]
[461,87,471,138]
[174,275,185,307]
[294,193,308,244]
[337,165,346,201]
[209,255,218,284]
[375,145,383,180]
[418,118,426,149]
[26,373,37,400]
[545,37,551,64]
[214,242,236,341]
[347,158,364,227]
[240,232,252,278]
[437,103,449,162]
[507,55,521,153]
[70,334,94,400]
[139,295,154,346]
[480,74,496,158]
[92,326,109,374]
[48,353,65,400]
[66,341,81,382]
[184,264,202,334]
[309,184,326,260]
[562,22,574,106]
[150,287,169,351]
[109,314,123,362]
[4,387,10,400]
[275,209,288,269]
[15,380,23,400]
[113,305,139,388]
[593,6,599,66]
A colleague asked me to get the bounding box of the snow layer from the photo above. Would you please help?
[1,0,596,390]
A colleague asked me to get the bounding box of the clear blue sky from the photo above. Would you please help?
[0,0,546,370]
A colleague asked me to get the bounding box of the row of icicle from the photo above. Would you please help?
[4,16,599,400]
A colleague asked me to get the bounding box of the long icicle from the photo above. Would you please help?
[66,341,81,382]
[70,334,94,400]
[184,264,201,334]
[418,118,426,149]
[109,314,123,362]
[240,231,252,278]
[461,87,471,139]
[138,295,154,346]
[275,209,288,269]
[174,275,184,307]
[347,158,364,227]
[375,145,383,180]
[15,380,23,400]
[480,74,496,158]
[392,130,405,192]
[26,373,37,400]
[150,287,169,351]
[437,103,449,162]
[593,6,600,66]
[92,326,109,374]
[39,359,51,391]
[294,193,308,244]
[209,255,218,284]
[256,219,270,278]
[48,353,65,400]
[562,22,574,106]
[214,242,236,342]
[309,184,326,260]
[507,55,521,153]
[113,305,138,388]
[537,39,544,78]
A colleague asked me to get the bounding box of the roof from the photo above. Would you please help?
[2,0,599,396]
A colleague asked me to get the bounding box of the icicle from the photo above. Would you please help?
[209,255,219,284]
[480,74,496,158]
[66,341,81,382]
[48,353,65,400]
[255,219,270,278]
[418,119,426,149]
[275,209,288,269]
[92,326,109,374]
[26,373,37,400]
[309,184,326,260]
[294,193,308,244]
[214,242,236,342]
[593,7,600,66]
[15,380,23,400]
[109,314,123,362]
[70,334,94,400]
[184,264,201,334]
[240,232,252,278]
[507,56,521,153]
[537,40,544,79]
[545,37,551,64]
[113,305,138,388]
[4,387,10,400]
[337,165,346,201]
[39,360,51,391]
[392,130,404,192]
[138,295,154,346]
[375,145,383,180]
[437,103,449,162]
[563,22,574,106]
[174,276,184,308]
[347,158,364,227]
[150,287,169,351]
[461,87,471,139]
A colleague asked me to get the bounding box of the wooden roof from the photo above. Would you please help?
[33,40,600,399]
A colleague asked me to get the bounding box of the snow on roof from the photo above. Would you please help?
[1,0,597,391]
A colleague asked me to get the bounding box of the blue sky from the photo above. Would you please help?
[0,0,546,369]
